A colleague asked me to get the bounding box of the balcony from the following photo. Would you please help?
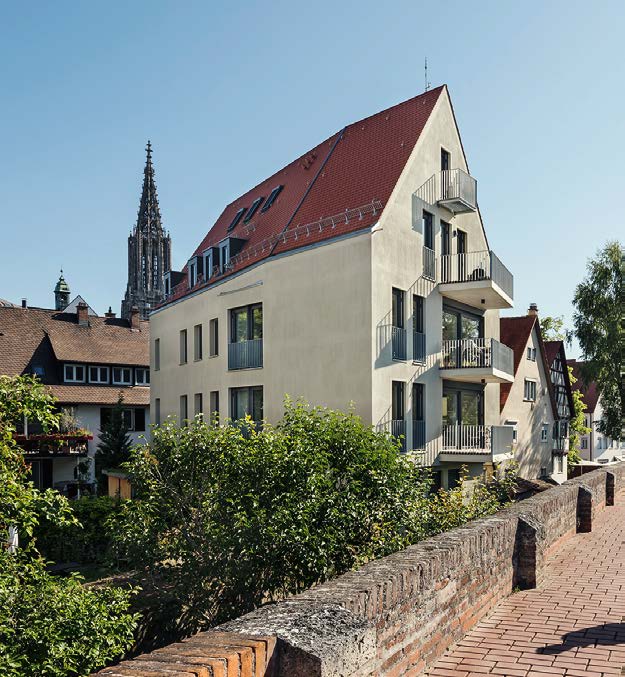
[15,433,92,457]
[438,169,477,214]
[439,424,514,462]
[423,246,436,281]
[391,327,407,361]
[439,250,513,309]
[390,419,407,453]
[228,338,263,370]
[413,331,426,364]
[412,420,426,451]
[440,338,514,383]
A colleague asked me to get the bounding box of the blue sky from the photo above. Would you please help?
[1,1,623,358]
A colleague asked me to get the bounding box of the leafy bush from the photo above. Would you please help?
[113,400,515,636]
[34,496,124,566]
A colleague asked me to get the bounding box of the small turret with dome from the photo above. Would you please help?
[54,270,71,310]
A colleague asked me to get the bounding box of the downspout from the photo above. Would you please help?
[268,127,346,258]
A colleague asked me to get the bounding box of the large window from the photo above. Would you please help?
[194,324,203,361]
[230,304,263,343]
[112,367,132,385]
[64,364,85,383]
[442,306,482,341]
[89,366,109,384]
[230,386,263,424]
[100,406,146,432]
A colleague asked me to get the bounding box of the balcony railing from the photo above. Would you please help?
[442,424,513,455]
[441,338,513,375]
[423,246,436,280]
[413,331,426,363]
[440,250,513,300]
[228,338,263,370]
[15,433,92,457]
[390,419,407,452]
[439,169,477,213]
[392,326,407,361]
[412,420,426,451]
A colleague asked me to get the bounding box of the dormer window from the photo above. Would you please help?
[135,367,150,385]
[187,256,204,288]
[112,367,132,385]
[89,366,109,384]
[219,241,230,272]
[203,248,219,281]
[64,364,85,383]
[227,207,246,233]
[244,197,264,223]
[164,273,171,297]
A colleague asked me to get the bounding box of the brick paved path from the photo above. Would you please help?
[428,492,625,677]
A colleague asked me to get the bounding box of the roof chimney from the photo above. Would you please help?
[104,306,116,319]
[528,303,539,317]
[77,301,89,327]
[21,298,27,309]
[130,305,140,331]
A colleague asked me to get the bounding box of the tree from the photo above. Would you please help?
[0,375,137,676]
[540,315,573,345]
[95,395,133,493]
[567,366,591,470]
[112,400,516,638]
[573,241,623,439]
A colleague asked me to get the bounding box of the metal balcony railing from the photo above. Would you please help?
[440,250,513,300]
[413,331,426,363]
[439,169,477,211]
[412,420,426,451]
[442,424,513,454]
[228,338,263,370]
[392,326,407,361]
[441,338,513,375]
[391,419,407,453]
[423,246,436,281]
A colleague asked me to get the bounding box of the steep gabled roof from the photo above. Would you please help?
[164,86,446,306]
[499,315,558,415]
[567,359,600,414]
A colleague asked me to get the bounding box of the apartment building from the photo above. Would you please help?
[568,360,624,463]
[500,308,569,483]
[0,295,150,491]
[151,85,516,488]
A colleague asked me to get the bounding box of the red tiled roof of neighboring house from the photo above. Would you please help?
[499,315,558,414]
[163,86,447,306]
[567,359,600,413]
[46,384,150,406]
[0,306,149,376]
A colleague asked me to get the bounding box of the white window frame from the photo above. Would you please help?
[112,367,133,385]
[203,249,213,280]
[504,420,518,444]
[89,365,109,384]
[526,347,536,361]
[135,367,150,385]
[64,363,86,383]
[541,424,549,442]
[524,379,537,402]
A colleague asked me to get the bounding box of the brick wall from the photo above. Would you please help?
[97,463,625,677]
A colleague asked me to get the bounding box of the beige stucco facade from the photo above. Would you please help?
[150,90,515,488]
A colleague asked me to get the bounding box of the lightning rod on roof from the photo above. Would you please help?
[424,57,431,92]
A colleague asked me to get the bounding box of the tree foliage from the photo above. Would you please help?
[567,366,590,470]
[573,241,623,439]
[0,375,137,676]
[113,400,516,637]
[95,395,133,492]
[539,315,573,345]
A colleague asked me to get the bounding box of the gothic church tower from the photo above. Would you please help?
[121,142,172,320]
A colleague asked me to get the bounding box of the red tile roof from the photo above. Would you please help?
[567,359,600,413]
[46,384,149,406]
[164,86,446,306]
[543,340,562,367]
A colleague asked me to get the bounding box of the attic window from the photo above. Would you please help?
[244,197,264,223]
[261,185,283,213]
[227,208,246,233]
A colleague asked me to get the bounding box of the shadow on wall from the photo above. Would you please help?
[539,623,625,654]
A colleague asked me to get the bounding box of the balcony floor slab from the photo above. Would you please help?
[439,279,513,309]
[439,366,514,384]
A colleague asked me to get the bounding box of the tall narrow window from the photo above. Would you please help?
[524,379,537,402]
[391,289,406,361]
[441,221,451,256]
[179,395,188,425]
[423,211,434,250]
[209,390,220,422]
[209,318,219,356]
[194,324,203,361]
[412,383,425,450]
[392,288,404,329]
[412,295,425,363]
[179,329,187,364]
[194,393,203,418]
[441,148,450,171]
[154,398,160,426]
[391,381,406,452]
[154,338,160,371]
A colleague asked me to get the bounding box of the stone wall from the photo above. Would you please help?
[97,463,625,677]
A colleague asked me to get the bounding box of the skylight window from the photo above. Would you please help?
[244,197,264,223]
[227,208,246,233]
[261,185,283,213]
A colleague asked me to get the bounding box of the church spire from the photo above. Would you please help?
[121,142,172,321]
[136,139,163,235]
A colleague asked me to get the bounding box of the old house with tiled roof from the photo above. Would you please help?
[499,305,568,483]
[0,287,150,491]
[151,85,518,489]
[568,359,624,463]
